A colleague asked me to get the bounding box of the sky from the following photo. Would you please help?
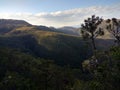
[0,0,120,27]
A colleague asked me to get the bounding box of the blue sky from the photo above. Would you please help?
[0,0,120,27]
[0,0,119,13]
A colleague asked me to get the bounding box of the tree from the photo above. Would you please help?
[106,18,120,45]
[81,15,104,50]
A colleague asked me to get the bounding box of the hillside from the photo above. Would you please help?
[57,26,80,36]
[0,19,31,34]
[0,28,92,67]
[97,20,116,39]
[37,26,80,36]
[0,44,119,90]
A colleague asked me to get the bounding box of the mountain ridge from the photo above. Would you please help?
[0,19,80,36]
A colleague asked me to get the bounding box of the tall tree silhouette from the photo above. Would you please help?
[81,15,104,50]
[106,18,120,45]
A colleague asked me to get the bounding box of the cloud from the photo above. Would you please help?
[0,3,120,27]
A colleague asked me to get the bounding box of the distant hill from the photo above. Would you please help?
[37,26,80,36]
[0,19,31,26]
[57,26,80,36]
[37,25,54,32]
[97,20,116,39]
[0,19,31,34]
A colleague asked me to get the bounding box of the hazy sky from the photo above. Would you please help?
[0,0,120,27]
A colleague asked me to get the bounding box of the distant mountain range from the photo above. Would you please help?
[0,19,81,36]
[36,25,80,36]
[0,19,116,38]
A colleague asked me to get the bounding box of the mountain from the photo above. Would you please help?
[0,19,31,34]
[0,19,31,26]
[97,20,115,39]
[37,25,55,32]
[95,20,118,49]
[36,26,80,36]
[57,26,80,36]
[0,19,80,36]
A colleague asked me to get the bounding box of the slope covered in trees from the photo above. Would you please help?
[0,29,92,68]
[0,47,78,90]
[0,46,119,90]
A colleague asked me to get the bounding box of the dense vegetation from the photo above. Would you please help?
[0,47,77,90]
[0,46,119,90]
[81,46,120,90]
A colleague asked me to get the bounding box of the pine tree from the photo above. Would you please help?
[106,18,120,46]
[81,15,104,50]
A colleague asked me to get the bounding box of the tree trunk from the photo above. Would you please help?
[91,34,96,50]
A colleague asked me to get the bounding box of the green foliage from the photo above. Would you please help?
[110,46,120,60]
[0,47,82,90]
[82,46,120,90]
